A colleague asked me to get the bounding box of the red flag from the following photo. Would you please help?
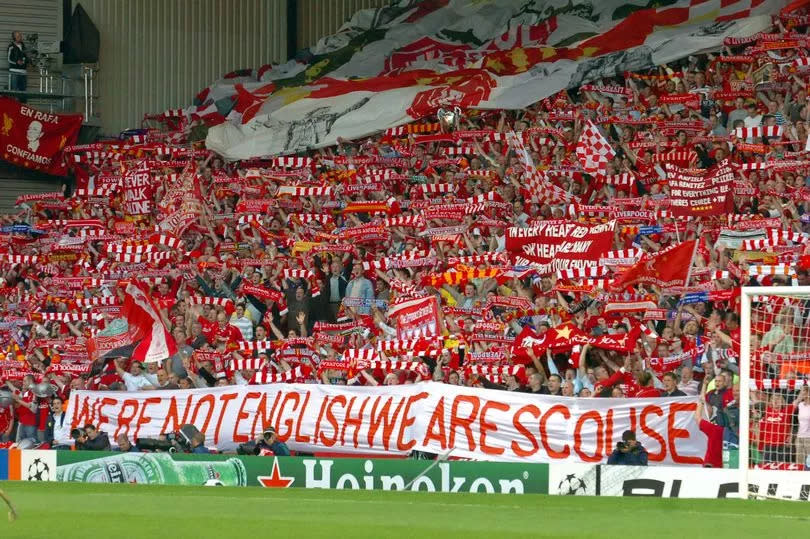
[576,119,615,176]
[0,97,83,176]
[123,281,177,363]
[588,325,641,354]
[511,322,588,364]
[611,240,696,290]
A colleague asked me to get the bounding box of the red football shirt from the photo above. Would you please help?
[212,323,242,344]
[197,316,218,344]
[759,405,796,448]
[37,399,49,430]
[635,387,663,398]
[14,390,37,426]
[700,419,724,468]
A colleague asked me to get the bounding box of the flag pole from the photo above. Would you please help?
[683,223,703,288]
[404,449,455,490]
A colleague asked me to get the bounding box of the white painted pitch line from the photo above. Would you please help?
[77,493,810,519]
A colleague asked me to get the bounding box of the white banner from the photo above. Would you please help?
[66,382,706,465]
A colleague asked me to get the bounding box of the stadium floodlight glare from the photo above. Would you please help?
[740,286,810,500]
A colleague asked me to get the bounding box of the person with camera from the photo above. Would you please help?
[607,430,648,466]
[7,31,29,96]
[189,431,211,454]
[253,427,290,456]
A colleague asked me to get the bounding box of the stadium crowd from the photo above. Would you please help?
[2,17,810,466]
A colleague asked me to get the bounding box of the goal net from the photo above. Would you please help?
[741,286,810,496]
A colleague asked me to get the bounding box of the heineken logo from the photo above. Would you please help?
[105,463,125,483]
[257,458,542,494]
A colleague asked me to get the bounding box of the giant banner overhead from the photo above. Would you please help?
[0,97,83,176]
[203,0,782,159]
[65,382,706,465]
[506,220,615,274]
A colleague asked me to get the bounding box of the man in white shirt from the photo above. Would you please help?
[345,262,374,314]
[230,302,254,340]
[743,102,762,128]
[46,396,72,447]
[678,365,700,396]
[234,368,255,386]
[726,97,747,130]
[115,359,157,391]
[143,361,161,387]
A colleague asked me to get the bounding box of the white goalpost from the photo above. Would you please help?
[740,286,810,500]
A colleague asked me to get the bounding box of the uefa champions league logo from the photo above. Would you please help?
[27,457,51,481]
[557,473,587,495]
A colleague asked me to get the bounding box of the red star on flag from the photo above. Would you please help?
[257,458,295,488]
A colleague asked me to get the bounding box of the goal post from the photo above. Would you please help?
[740,285,810,499]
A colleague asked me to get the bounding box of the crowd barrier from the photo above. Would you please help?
[1,449,807,500]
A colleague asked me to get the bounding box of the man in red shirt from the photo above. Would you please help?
[758,393,796,463]
[634,371,662,398]
[152,274,182,307]
[36,388,50,442]
[192,304,218,342]
[593,357,639,396]
[695,377,724,468]
[6,376,38,443]
[198,310,242,346]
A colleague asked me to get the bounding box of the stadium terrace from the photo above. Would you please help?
[1,0,809,496]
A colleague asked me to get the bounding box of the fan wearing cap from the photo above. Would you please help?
[253,426,290,456]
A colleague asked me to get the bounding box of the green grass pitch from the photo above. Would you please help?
[0,481,808,538]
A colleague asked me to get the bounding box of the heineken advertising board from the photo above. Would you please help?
[54,451,549,494]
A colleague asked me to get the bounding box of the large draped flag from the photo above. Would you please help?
[122,281,177,363]
[201,0,782,159]
[611,240,697,291]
